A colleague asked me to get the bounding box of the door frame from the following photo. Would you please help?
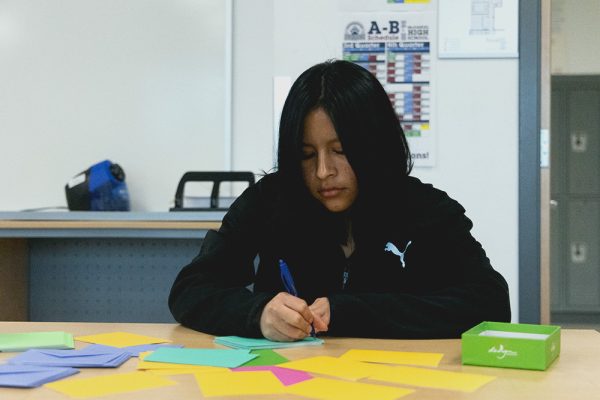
[519,0,549,323]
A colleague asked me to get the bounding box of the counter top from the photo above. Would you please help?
[0,212,224,238]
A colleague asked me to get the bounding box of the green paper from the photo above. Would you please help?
[214,336,324,350]
[241,349,289,366]
[144,347,257,368]
[0,331,75,352]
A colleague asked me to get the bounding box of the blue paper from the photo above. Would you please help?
[80,343,184,357]
[144,347,257,368]
[8,344,130,368]
[0,364,78,388]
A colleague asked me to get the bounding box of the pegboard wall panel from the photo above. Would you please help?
[29,238,201,322]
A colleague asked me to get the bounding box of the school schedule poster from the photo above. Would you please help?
[341,12,436,167]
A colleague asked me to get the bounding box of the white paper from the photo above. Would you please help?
[479,330,550,340]
[438,0,518,58]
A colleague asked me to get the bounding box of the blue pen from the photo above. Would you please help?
[278,259,316,337]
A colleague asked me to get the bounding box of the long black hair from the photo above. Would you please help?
[274,60,412,244]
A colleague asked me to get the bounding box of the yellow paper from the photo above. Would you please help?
[278,356,393,381]
[194,370,284,396]
[286,377,414,400]
[75,331,171,347]
[369,365,496,392]
[340,349,443,367]
[138,361,226,373]
[45,371,177,399]
[149,368,229,376]
[137,351,227,373]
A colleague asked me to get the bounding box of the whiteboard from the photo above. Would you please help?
[0,0,230,211]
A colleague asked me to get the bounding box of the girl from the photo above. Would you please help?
[169,60,511,341]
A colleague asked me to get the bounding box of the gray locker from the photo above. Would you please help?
[566,200,600,309]
[551,76,600,320]
[567,90,600,195]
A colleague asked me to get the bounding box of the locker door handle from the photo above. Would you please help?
[570,243,587,264]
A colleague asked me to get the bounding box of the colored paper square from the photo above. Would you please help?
[278,356,394,381]
[340,349,443,367]
[0,332,74,352]
[240,349,289,366]
[286,377,414,400]
[369,365,496,392]
[214,335,323,350]
[144,348,256,368]
[194,370,284,396]
[75,332,170,348]
[232,366,312,386]
[45,371,177,398]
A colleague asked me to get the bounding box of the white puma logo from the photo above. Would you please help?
[384,241,412,268]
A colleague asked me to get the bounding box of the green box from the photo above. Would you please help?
[461,321,561,371]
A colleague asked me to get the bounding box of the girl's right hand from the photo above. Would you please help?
[259,292,316,341]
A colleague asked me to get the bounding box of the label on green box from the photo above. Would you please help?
[461,321,561,371]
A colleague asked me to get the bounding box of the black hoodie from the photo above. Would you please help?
[168,173,511,338]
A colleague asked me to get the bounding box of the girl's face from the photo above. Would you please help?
[301,108,358,213]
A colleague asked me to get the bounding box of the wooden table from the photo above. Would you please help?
[1,322,598,399]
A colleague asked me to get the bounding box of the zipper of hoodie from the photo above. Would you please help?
[342,264,350,290]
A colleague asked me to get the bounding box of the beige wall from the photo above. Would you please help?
[552,0,600,74]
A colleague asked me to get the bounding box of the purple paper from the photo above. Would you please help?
[8,345,130,368]
[232,366,313,386]
[82,343,184,357]
[0,364,79,388]
[34,344,121,357]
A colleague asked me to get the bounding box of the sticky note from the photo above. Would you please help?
[8,345,130,368]
[0,332,74,352]
[194,370,284,396]
[340,349,443,367]
[122,343,184,356]
[369,365,496,392]
[232,366,312,386]
[75,332,170,348]
[137,351,227,374]
[278,356,393,381]
[240,349,289,366]
[214,335,323,349]
[285,377,414,400]
[45,371,177,398]
[0,364,79,388]
[147,368,227,376]
[144,347,257,368]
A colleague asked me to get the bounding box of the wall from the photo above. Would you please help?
[0,0,228,211]
[0,0,520,320]
[233,0,520,321]
[551,0,600,74]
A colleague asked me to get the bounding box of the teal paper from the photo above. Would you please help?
[214,336,324,350]
[144,347,257,368]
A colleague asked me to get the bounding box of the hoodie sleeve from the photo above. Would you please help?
[168,181,275,337]
[327,186,511,339]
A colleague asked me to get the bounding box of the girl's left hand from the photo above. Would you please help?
[309,297,330,333]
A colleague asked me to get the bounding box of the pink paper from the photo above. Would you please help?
[231,366,312,386]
